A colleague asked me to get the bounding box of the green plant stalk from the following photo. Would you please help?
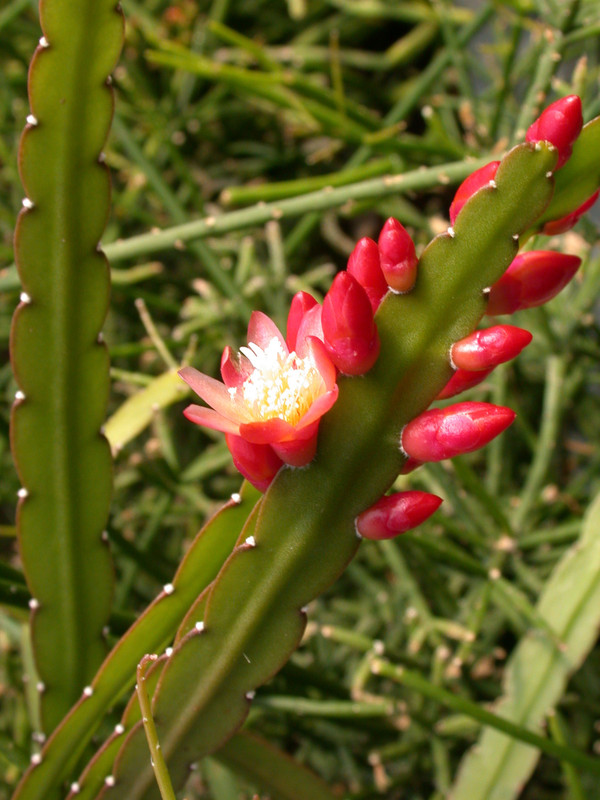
[10,0,124,734]
[97,142,558,800]
[103,156,491,263]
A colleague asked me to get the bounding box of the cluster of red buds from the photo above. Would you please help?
[182,95,597,540]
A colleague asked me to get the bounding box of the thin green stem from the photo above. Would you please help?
[136,656,177,800]
[370,657,600,777]
[512,355,567,533]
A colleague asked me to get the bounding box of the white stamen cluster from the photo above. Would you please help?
[237,338,322,424]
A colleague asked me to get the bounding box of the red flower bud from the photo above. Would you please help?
[356,491,443,540]
[436,367,494,400]
[486,251,581,315]
[451,325,532,371]
[225,434,283,492]
[401,401,515,462]
[449,162,500,225]
[378,218,418,293]
[526,95,583,169]
[322,271,380,375]
[543,189,600,235]
[347,236,388,312]
[286,291,319,352]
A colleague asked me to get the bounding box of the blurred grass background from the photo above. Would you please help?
[1,1,600,797]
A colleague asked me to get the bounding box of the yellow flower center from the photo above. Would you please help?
[236,338,323,424]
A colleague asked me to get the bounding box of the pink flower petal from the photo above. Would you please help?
[179,366,249,422]
[183,404,240,434]
[303,335,337,389]
[247,311,287,352]
[295,387,339,429]
[220,346,252,389]
[294,305,324,358]
[239,417,296,444]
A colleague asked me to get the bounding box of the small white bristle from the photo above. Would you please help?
[26,115,38,126]
[230,492,242,504]
[165,646,173,657]
[195,621,205,633]
[244,535,256,547]
[114,723,125,735]
[15,390,25,401]
[163,583,174,595]
[30,753,42,766]
[39,36,49,47]
[29,598,39,610]
[447,227,456,238]
[104,775,116,787]
[70,782,81,794]
[82,685,93,697]
[17,488,29,499]
[22,197,34,209]
[20,292,32,304]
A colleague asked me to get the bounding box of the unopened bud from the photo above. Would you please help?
[356,491,443,540]
[543,189,600,235]
[526,95,583,169]
[347,237,388,312]
[286,292,319,352]
[401,401,516,462]
[225,434,283,492]
[322,272,380,375]
[451,325,532,371]
[486,251,581,315]
[449,162,500,224]
[437,367,494,400]
[378,218,418,293]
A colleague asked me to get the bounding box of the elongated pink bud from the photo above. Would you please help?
[526,95,583,169]
[401,401,515,462]
[449,162,500,224]
[486,251,581,315]
[356,491,443,540]
[437,367,494,400]
[543,189,600,235]
[378,218,418,293]
[321,271,380,375]
[347,236,388,312]
[286,291,319,351]
[225,434,283,492]
[451,325,532,371]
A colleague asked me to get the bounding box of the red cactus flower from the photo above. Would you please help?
[356,491,443,540]
[321,271,380,375]
[449,161,500,224]
[180,311,339,469]
[401,401,515,463]
[526,95,583,169]
[486,251,581,315]
[378,217,418,293]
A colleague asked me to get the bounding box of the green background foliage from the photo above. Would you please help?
[1,1,600,798]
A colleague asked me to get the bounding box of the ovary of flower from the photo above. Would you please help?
[236,339,324,425]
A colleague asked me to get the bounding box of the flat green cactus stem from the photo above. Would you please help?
[94,142,556,800]
[10,0,124,734]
